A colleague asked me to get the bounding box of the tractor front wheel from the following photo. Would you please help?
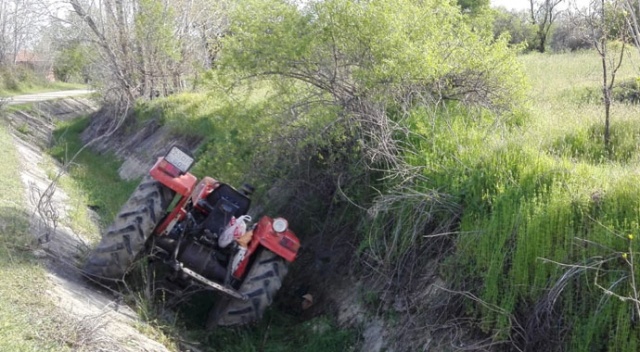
[207,249,288,327]
[83,175,173,281]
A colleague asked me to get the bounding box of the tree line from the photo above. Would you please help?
[5,0,640,100]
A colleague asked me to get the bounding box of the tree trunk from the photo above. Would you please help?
[538,32,547,53]
[69,0,135,102]
[600,0,612,154]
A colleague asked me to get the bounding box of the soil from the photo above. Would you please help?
[7,97,172,352]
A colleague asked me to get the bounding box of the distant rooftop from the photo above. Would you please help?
[13,50,49,63]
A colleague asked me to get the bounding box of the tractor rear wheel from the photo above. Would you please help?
[83,175,174,281]
[207,249,288,327]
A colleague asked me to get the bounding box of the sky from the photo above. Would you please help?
[490,0,591,12]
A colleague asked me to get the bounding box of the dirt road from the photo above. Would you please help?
[6,90,93,105]
[7,98,173,352]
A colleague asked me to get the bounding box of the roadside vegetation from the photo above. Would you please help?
[430,50,640,351]
[0,67,86,97]
[49,117,139,238]
[0,123,72,350]
[17,0,640,351]
[117,3,640,351]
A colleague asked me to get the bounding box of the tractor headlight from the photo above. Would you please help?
[272,218,288,233]
[165,146,194,173]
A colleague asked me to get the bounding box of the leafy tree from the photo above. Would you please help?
[210,1,526,348]
[53,41,91,82]
[457,0,490,14]
[68,0,230,102]
[213,0,526,287]
[220,0,525,112]
[493,7,536,47]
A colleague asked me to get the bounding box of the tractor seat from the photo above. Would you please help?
[200,184,251,237]
[206,184,251,217]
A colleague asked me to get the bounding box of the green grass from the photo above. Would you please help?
[355,49,640,350]
[393,50,640,350]
[194,311,357,352]
[134,87,281,192]
[47,115,184,349]
[0,66,87,97]
[0,123,73,351]
[49,117,139,237]
[0,81,88,96]
[519,50,640,147]
[52,48,640,350]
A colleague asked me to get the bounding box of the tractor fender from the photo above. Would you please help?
[149,157,197,196]
[232,216,300,279]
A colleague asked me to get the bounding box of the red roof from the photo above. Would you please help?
[15,50,44,63]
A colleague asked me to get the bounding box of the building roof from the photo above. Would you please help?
[14,50,48,63]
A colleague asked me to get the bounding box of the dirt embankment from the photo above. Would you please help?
[6,98,172,352]
[80,109,201,181]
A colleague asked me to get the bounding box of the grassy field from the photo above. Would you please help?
[414,50,640,350]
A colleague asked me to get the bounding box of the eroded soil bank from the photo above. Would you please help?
[7,97,172,352]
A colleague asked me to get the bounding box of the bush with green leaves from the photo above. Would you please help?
[220,0,525,111]
[492,7,537,49]
[54,41,93,83]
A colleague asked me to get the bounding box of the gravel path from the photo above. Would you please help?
[7,90,93,105]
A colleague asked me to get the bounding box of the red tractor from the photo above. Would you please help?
[83,146,301,327]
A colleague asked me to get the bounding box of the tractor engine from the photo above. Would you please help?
[154,177,253,284]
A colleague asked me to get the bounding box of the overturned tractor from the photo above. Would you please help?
[84,146,300,327]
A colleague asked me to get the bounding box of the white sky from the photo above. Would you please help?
[490,0,592,12]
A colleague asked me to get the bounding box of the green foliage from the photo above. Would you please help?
[134,88,277,191]
[550,120,640,163]
[603,1,631,41]
[221,0,525,111]
[54,41,93,83]
[457,0,489,14]
[492,8,536,48]
[49,117,139,227]
[135,0,181,62]
[394,99,640,349]
[1,68,20,91]
[611,77,640,103]
[127,2,640,351]
[208,0,527,254]
[395,49,640,350]
[201,312,357,352]
[561,76,640,105]
[125,0,640,349]
[0,65,86,95]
